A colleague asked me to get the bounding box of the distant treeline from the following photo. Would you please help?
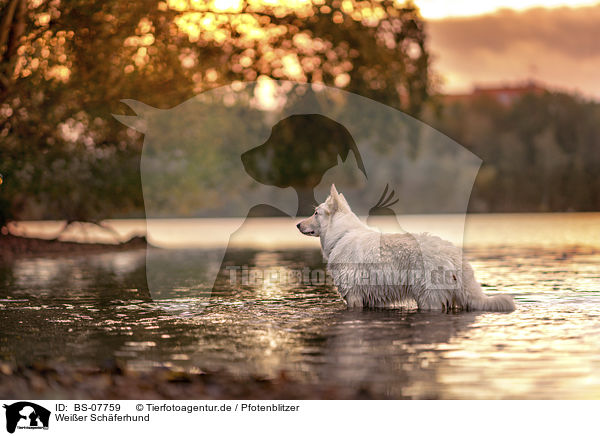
[428,92,600,213]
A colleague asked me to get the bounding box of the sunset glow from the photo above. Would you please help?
[426,3,600,98]
[160,0,600,98]
[414,0,600,19]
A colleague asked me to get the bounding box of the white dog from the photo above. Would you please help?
[297,185,515,312]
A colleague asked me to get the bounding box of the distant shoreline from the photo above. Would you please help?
[0,234,148,260]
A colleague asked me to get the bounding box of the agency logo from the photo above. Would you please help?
[3,402,50,434]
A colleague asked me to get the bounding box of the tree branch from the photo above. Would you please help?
[0,0,20,59]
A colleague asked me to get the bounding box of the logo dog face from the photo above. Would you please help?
[3,402,50,434]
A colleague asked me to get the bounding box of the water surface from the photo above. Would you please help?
[1,214,599,399]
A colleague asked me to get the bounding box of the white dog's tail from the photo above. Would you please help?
[469,293,515,312]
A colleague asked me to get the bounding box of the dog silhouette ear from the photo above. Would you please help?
[112,99,161,133]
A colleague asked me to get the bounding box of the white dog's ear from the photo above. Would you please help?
[325,184,337,212]
[330,184,339,198]
[328,184,340,211]
[328,184,351,213]
[337,193,351,212]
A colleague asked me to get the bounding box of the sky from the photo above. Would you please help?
[414,1,600,98]
[414,0,599,18]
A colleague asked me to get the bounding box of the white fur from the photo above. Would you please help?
[297,185,515,312]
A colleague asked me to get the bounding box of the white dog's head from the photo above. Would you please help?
[296,184,351,237]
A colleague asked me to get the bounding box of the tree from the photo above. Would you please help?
[0,0,433,230]
[429,91,600,212]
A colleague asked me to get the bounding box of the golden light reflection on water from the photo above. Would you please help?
[253,251,288,299]
[2,214,600,398]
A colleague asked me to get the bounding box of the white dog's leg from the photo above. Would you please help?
[415,299,445,311]
[413,287,451,311]
[345,293,363,308]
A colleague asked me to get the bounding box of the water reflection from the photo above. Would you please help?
[317,309,479,398]
[1,251,149,301]
[1,222,600,398]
